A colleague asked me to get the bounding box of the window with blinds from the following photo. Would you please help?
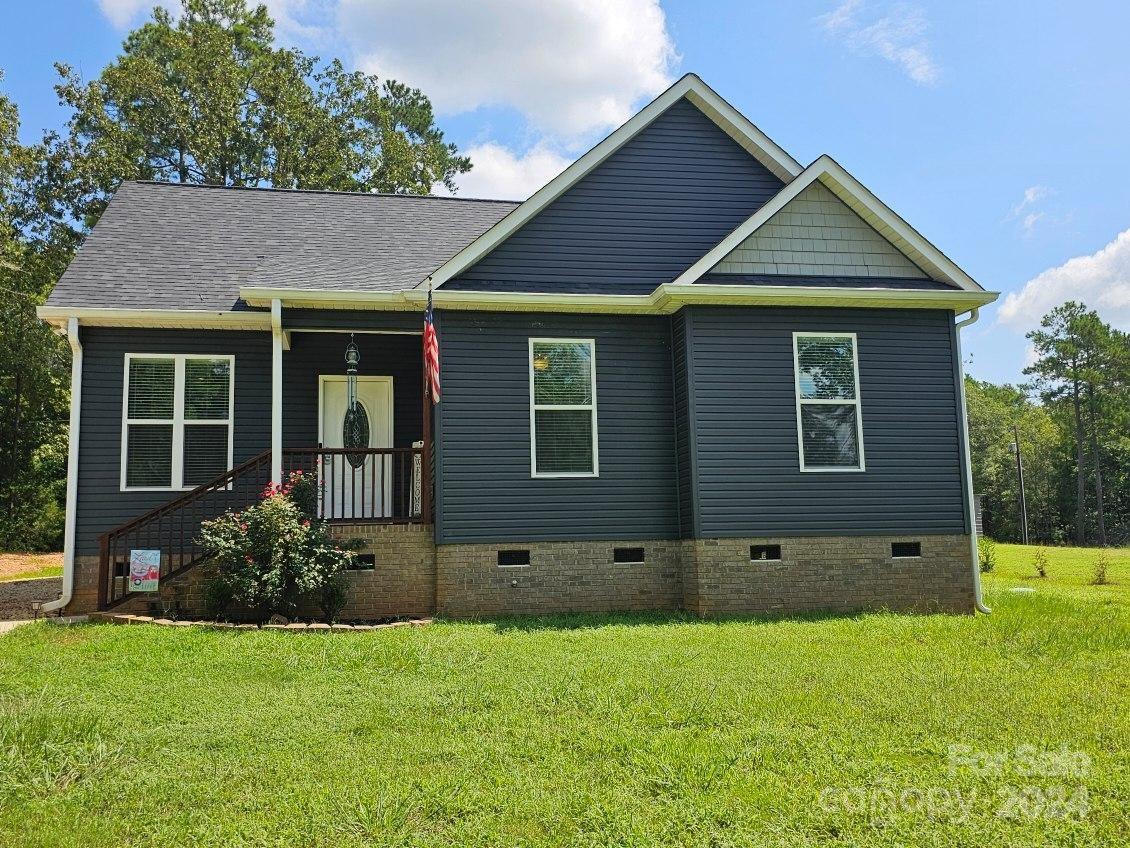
[792,333,865,471]
[529,339,598,476]
[122,354,233,489]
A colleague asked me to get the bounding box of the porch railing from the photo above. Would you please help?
[97,446,425,610]
[281,447,425,524]
[98,449,273,610]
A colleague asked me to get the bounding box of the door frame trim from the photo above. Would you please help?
[317,375,395,448]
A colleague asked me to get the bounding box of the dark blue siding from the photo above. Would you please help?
[282,331,422,449]
[671,313,695,538]
[75,328,272,555]
[446,98,784,294]
[685,306,968,536]
[435,311,678,543]
[74,323,424,555]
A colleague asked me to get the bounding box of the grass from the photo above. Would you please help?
[0,552,63,583]
[0,546,1126,846]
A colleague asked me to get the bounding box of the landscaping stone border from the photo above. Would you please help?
[89,612,433,631]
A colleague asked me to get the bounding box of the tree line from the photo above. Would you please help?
[968,303,1129,546]
[0,0,469,550]
[1,1,1125,553]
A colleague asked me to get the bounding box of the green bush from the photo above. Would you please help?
[199,471,353,621]
[1034,547,1049,579]
[1091,550,1111,586]
[978,536,997,572]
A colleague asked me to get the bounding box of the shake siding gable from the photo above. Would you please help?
[445,98,785,295]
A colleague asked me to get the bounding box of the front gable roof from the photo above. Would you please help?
[427,74,803,289]
[672,156,984,292]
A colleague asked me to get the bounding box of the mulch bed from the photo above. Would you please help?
[89,613,433,631]
[0,577,62,621]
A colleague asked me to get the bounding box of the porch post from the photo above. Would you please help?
[271,298,283,484]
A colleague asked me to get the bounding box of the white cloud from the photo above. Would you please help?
[338,0,676,139]
[819,0,940,85]
[999,229,1130,329]
[97,0,175,28]
[1005,184,1054,236]
[442,143,573,201]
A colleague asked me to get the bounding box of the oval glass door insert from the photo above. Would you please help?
[342,403,371,468]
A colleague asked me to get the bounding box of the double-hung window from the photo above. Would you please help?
[529,339,598,477]
[121,354,234,490]
[792,333,865,471]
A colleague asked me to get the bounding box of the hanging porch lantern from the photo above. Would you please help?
[345,334,360,411]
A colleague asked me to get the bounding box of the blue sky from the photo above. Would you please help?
[3,0,1128,384]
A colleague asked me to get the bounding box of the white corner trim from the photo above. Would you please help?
[528,337,599,478]
[424,74,803,289]
[955,307,991,614]
[42,318,82,613]
[671,155,984,292]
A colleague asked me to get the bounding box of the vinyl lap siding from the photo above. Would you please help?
[281,331,422,449]
[74,328,272,555]
[435,311,678,543]
[686,307,967,537]
[670,313,695,538]
[446,98,784,294]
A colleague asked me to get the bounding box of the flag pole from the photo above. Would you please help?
[421,282,433,525]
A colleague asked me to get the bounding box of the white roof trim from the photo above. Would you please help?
[670,155,984,292]
[36,305,271,330]
[237,284,995,316]
[424,73,803,289]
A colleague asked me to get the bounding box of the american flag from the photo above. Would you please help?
[423,287,441,402]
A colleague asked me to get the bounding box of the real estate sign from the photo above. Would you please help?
[129,549,161,592]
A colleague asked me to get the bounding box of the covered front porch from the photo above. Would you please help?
[97,316,433,610]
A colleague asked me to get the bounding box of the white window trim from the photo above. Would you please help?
[528,338,599,479]
[792,332,866,473]
[120,353,235,491]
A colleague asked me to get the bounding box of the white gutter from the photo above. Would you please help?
[270,299,284,484]
[42,318,82,613]
[955,308,991,614]
[238,284,998,315]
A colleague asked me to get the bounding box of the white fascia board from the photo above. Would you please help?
[239,287,415,310]
[423,73,803,290]
[244,284,996,316]
[654,284,997,312]
[671,154,985,293]
[36,305,271,330]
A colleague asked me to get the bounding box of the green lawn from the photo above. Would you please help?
[1,546,1126,846]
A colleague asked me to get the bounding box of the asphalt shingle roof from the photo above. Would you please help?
[46,181,519,311]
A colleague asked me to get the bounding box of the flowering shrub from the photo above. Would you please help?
[199,471,353,620]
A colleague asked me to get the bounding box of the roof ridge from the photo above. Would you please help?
[128,180,520,205]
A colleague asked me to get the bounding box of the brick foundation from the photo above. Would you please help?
[63,524,436,619]
[684,534,975,615]
[437,534,974,618]
[64,531,974,619]
[436,539,684,618]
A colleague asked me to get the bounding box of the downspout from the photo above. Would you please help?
[955,308,991,614]
[42,318,82,614]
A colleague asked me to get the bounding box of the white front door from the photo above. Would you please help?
[318,376,393,519]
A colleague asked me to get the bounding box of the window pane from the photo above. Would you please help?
[126,424,173,487]
[183,424,229,486]
[532,342,592,405]
[796,336,856,400]
[801,404,860,468]
[128,358,174,418]
[535,409,594,474]
[184,358,230,420]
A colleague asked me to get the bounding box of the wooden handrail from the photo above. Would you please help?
[98,446,429,610]
[99,449,272,542]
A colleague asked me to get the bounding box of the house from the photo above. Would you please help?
[37,74,997,619]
